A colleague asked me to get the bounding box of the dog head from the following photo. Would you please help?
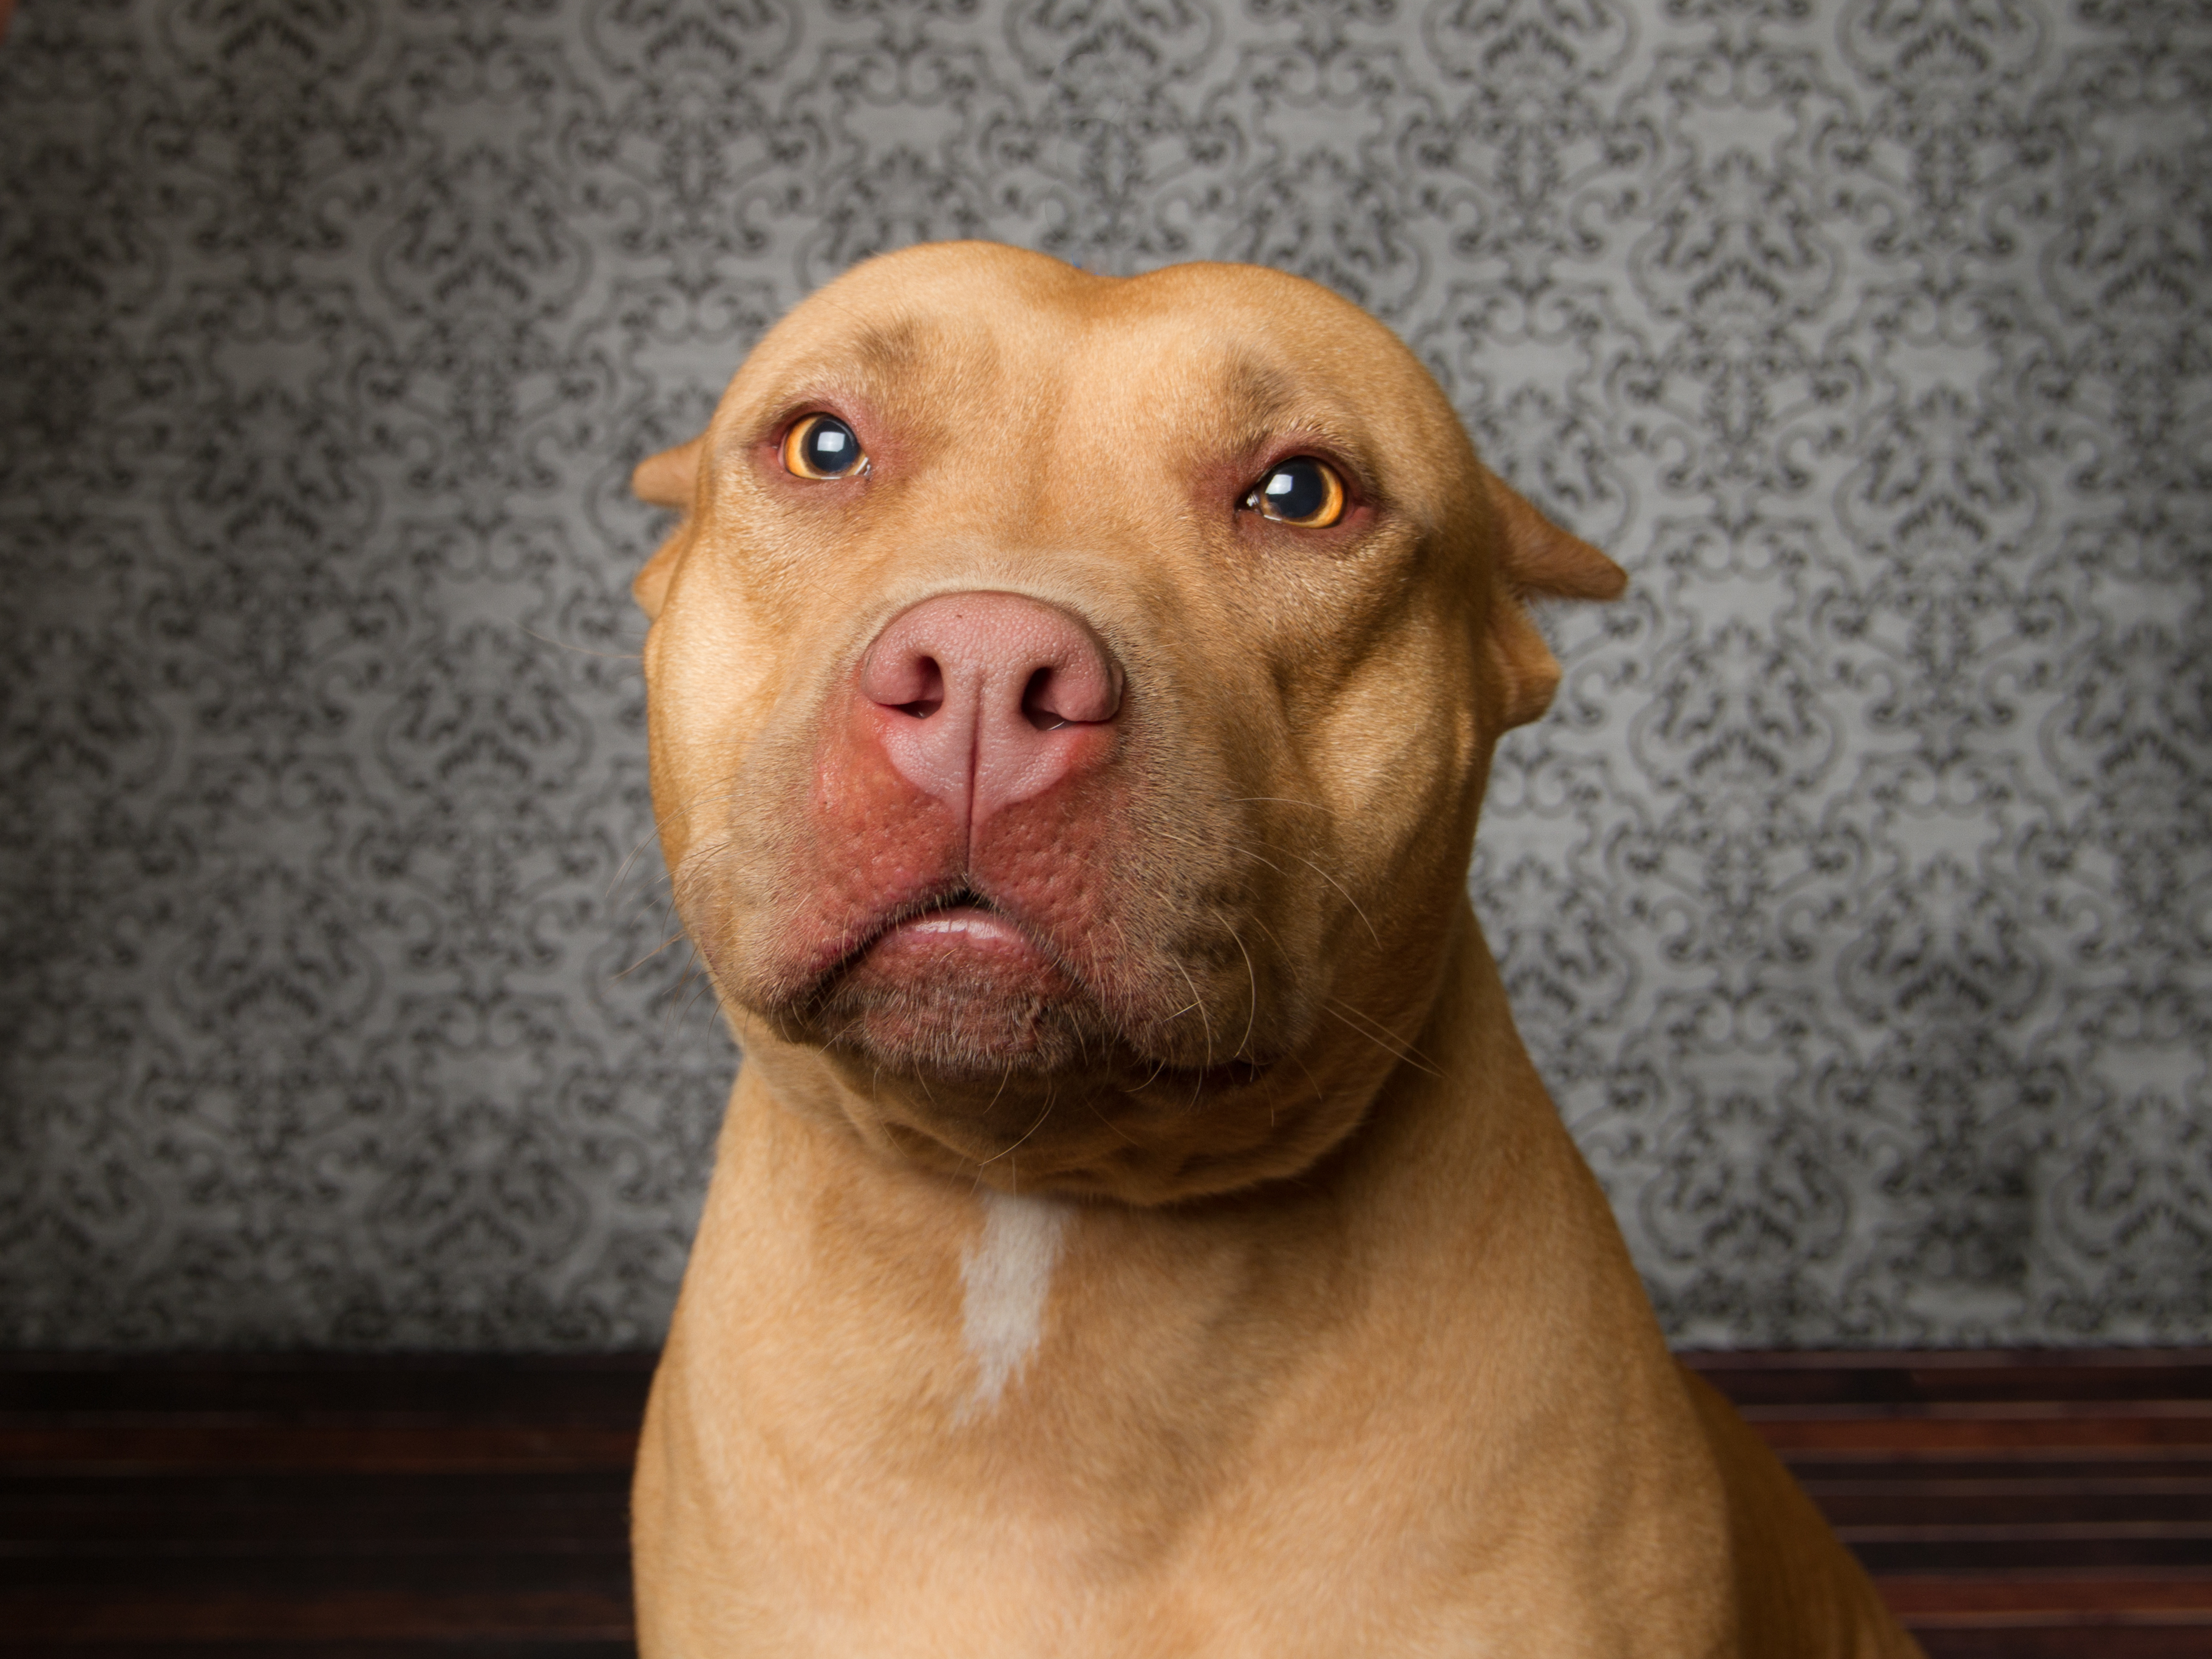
[632,243,1622,1202]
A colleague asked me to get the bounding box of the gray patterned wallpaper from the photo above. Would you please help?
[1,0,2205,1350]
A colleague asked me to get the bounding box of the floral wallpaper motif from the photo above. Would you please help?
[1,0,2204,1347]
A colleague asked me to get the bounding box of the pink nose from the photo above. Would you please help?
[857,592,1123,834]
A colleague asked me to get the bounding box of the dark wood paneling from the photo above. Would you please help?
[1,1350,2205,1652]
[0,1470,631,1547]
[1683,1349,2212,1652]
[0,1423,640,1474]
[1688,1349,2212,1407]
[0,1357,650,1652]
[0,1355,658,1421]
[1,1589,636,1641]
[1914,1635,2212,1659]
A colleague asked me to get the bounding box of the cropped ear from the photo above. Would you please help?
[633,435,702,510]
[1480,469,1627,731]
[630,436,704,620]
[1485,468,1627,602]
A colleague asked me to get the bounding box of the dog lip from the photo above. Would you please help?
[869,885,1047,959]
[803,885,1042,993]
[890,901,1022,945]
[875,885,1007,942]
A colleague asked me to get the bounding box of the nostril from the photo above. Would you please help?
[1021,655,1121,729]
[899,656,945,719]
[1021,667,1069,732]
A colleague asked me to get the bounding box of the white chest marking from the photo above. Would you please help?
[958,1189,1069,1418]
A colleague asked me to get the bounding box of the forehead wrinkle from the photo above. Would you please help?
[1216,350,1301,434]
[743,312,1010,437]
[1095,338,1384,488]
[1115,319,1360,428]
[845,316,933,381]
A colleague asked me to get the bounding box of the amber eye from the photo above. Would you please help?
[1246,456,1346,527]
[781,414,865,480]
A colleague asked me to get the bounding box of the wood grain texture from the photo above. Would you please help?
[1,1352,2205,1655]
[1681,1351,2212,1658]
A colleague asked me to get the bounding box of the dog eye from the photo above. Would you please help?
[1245,457,1346,528]
[782,414,865,480]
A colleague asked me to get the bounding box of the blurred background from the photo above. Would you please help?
[2,0,2207,1354]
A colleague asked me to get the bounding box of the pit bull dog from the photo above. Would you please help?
[624,241,1921,1658]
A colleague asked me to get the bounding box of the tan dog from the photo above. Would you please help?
[624,242,1920,1658]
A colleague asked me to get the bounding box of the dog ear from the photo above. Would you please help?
[633,435,701,509]
[1480,469,1627,731]
[630,436,704,619]
[1485,469,1627,602]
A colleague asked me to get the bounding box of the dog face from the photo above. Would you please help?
[633,243,1621,1202]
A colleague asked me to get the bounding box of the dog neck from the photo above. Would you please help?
[659,906,1608,1446]
[640,906,1707,1638]
[953,1186,1072,1422]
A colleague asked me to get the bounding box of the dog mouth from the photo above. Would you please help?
[795,879,1077,1016]
[759,882,1080,1079]
[896,884,1004,927]
[774,882,1270,1089]
[849,884,1041,964]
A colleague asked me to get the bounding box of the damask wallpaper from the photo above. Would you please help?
[1,0,2205,1349]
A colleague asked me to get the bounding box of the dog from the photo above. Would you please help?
[622,242,1921,1657]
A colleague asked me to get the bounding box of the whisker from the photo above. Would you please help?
[1083,1094,1145,1148]
[607,786,748,902]
[1278,851,1382,950]
[1322,998,1442,1078]
[1211,907,1259,1060]
[673,964,722,1033]
[964,1068,1024,1196]
[1283,1046,1327,1120]
[608,826,664,902]
[978,1085,1057,1169]
[1147,820,1383,954]
[655,955,701,1027]
[1170,958,1214,1071]
[614,931,690,982]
